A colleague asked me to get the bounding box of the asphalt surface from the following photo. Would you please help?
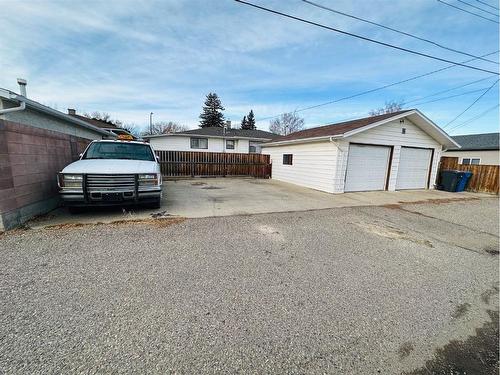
[0,198,498,374]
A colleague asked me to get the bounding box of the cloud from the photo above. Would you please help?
[0,0,497,134]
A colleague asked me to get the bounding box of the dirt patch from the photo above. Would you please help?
[202,186,224,190]
[191,182,207,186]
[355,222,434,248]
[451,303,471,319]
[398,342,415,359]
[43,217,185,231]
[150,211,172,218]
[404,310,499,375]
[0,225,31,238]
[481,285,499,305]
[484,246,499,256]
[398,197,480,205]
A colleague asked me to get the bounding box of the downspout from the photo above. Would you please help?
[0,98,26,115]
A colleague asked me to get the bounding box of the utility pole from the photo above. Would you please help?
[149,112,154,134]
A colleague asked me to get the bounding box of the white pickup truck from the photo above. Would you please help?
[57,138,162,212]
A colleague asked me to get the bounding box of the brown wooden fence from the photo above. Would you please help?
[155,150,272,178]
[438,156,499,194]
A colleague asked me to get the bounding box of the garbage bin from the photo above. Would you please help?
[440,170,461,192]
[455,171,473,192]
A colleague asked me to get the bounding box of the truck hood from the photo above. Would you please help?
[61,159,159,174]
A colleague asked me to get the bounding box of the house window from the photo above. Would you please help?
[190,137,208,149]
[462,158,480,165]
[283,154,293,165]
[226,140,235,150]
[249,145,257,153]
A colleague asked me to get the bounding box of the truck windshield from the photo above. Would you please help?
[83,142,155,161]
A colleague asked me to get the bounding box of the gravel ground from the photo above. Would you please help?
[0,199,498,374]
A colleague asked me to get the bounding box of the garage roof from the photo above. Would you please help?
[263,109,459,149]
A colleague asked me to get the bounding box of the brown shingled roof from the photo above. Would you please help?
[69,113,119,129]
[272,110,412,142]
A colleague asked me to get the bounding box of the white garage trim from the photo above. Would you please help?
[396,146,434,190]
[344,143,392,192]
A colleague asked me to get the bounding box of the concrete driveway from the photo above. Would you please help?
[27,178,492,229]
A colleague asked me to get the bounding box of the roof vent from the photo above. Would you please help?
[68,108,76,115]
[225,120,231,129]
[16,78,27,97]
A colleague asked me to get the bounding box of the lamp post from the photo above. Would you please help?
[149,112,154,134]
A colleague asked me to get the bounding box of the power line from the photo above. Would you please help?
[443,78,499,127]
[437,0,499,23]
[234,0,499,74]
[302,0,498,64]
[409,86,492,106]
[402,76,496,104]
[475,0,499,11]
[256,50,499,122]
[456,0,499,16]
[447,104,499,132]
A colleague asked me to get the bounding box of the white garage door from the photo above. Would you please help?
[396,147,432,190]
[344,144,391,192]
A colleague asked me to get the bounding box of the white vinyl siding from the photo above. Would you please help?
[396,147,432,190]
[148,136,256,153]
[344,144,391,192]
[265,141,339,193]
[443,150,499,165]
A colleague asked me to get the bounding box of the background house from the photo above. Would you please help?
[0,79,114,230]
[144,123,279,153]
[443,132,499,165]
[262,109,458,194]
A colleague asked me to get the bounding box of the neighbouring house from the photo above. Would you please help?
[261,109,458,194]
[144,122,280,153]
[443,132,499,165]
[0,79,115,230]
[67,108,134,138]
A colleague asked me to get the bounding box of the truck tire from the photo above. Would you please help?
[149,198,161,209]
[68,206,84,214]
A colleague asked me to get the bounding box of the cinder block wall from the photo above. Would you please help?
[0,119,90,230]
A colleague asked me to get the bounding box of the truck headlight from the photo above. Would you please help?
[138,173,159,186]
[58,173,83,189]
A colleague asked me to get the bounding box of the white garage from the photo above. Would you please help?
[261,109,459,194]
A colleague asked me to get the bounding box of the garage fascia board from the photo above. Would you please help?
[261,135,342,147]
[342,109,460,149]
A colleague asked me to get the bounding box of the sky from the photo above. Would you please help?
[0,0,498,135]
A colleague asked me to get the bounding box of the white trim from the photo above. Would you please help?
[261,135,342,147]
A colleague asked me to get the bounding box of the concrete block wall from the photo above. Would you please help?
[0,119,90,230]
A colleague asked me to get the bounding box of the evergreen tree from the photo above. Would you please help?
[246,109,256,130]
[240,115,248,129]
[199,92,225,128]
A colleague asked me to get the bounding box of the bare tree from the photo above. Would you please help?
[83,111,123,127]
[369,100,404,116]
[269,112,305,136]
[143,121,188,135]
[121,123,141,137]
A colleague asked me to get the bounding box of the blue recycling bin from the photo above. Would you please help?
[455,171,473,192]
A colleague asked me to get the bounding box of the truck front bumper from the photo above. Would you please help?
[60,189,162,207]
